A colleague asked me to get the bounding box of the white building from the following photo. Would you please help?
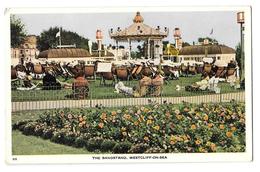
[178,44,236,64]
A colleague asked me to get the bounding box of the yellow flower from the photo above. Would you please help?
[121,127,126,132]
[147,119,153,125]
[111,111,117,116]
[148,115,153,120]
[210,143,216,151]
[199,147,205,152]
[98,122,104,129]
[191,124,197,130]
[78,117,83,122]
[100,113,107,120]
[123,114,131,120]
[219,124,225,130]
[231,126,237,131]
[122,131,127,136]
[226,131,233,138]
[226,115,231,120]
[153,125,160,131]
[144,136,149,141]
[195,139,201,145]
[208,123,213,128]
[176,115,182,120]
[203,114,209,121]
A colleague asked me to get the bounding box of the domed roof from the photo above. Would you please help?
[133,11,144,23]
[179,44,235,55]
[38,48,91,58]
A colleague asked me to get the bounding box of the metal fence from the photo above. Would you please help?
[11,78,245,112]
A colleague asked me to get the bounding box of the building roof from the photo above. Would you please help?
[38,48,91,58]
[109,12,168,40]
[179,44,235,55]
[38,48,115,59]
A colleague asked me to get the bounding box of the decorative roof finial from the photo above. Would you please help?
[133,11,144,23]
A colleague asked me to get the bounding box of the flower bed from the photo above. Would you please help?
[13,101,246,153]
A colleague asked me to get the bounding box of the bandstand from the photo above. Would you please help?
[109,12,169,60]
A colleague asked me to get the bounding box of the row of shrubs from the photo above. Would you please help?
[13,101,246,153]
[13,120,163,153]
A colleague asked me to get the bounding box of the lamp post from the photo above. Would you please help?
[237,12,245,83]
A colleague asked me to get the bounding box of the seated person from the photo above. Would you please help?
[134,75,152,97]
[42,70,61,90]
[150,74,164,96]
[186,75,210,91]
[72,71,89,99]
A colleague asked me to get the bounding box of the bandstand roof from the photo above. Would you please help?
[109,12,168,41]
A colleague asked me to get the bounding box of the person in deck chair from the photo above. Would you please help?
[72,71,89,99]
[151,73,164,96]
[134,74,152,97]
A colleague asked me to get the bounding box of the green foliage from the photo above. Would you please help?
[10,15,26,48]
[128,143,149,153]
[13,102,246,153]
[37,27,98,51]
[100,139,117,152]
[198,37,218,44]
[235,43,242,68]
[113,142,132,153]
[86,137,103,152]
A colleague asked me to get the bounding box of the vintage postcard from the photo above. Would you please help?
[5,6,252,164]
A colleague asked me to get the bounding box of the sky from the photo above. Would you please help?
[17,11,240,49]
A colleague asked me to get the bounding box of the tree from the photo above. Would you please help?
[198,37,218,44]
[182,42,190,47]
[10,15,26,48]
[37,27,97,51]
[235,43,241,67]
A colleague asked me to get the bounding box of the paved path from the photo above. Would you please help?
[11,92,245,112]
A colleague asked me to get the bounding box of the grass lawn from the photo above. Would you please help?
[11,75,242,102]
[12,110,91,155]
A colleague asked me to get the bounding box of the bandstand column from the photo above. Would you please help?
[147,38,151,59]
[116,40,119,60]
[128,38,132,60]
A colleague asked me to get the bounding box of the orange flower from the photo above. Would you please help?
[226,131,233,138]
[111,111,117,116]
[144,136,149,141]
[208,123,213,128]
[191,124,197,130]
[98,122,104,129]
[165,111,171,118]
[170,140,176,145]
[195,139,201,145]
[100,113,107,120]
[134,121,139,126]
[219,124,225,130]
[79,117,83,122]
[231,126,237,131]
[153,125,160,131]
[203,114,209,121]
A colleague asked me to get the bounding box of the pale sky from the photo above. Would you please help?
[17,11,240,49]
